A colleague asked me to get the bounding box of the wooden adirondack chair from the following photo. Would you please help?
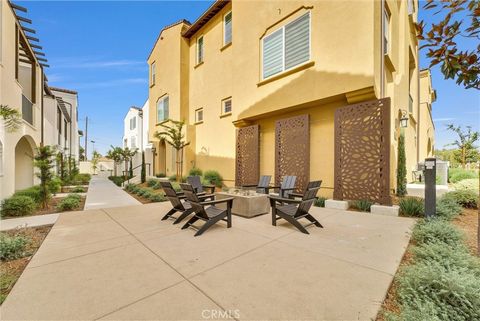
[268,184,323,234]
[289,180,322,199]
[242,175,272,194]
[187,175,216,195]
[180,183,234,236]
[270,175,297,198]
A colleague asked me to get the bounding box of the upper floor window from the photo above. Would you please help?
[383,9,390,55]
[197,36,204,64]
[195,108,204,123]
[151,62,156,86]
[131,136,136,149]
[222,98,232,115]
[130,116,136,130]
[224,11,232,45]
[262,12,310,79]
[156,95,169,122]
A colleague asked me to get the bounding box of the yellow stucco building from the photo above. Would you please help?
[147,0,435,203]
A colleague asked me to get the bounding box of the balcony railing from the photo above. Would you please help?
[409,94,413,113]
[22,95,33,125]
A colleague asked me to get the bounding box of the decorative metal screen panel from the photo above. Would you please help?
[275,114,310,192]
[235,125,260,186]
[334,98,391,205]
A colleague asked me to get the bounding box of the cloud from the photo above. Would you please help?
[45,73,65,83]
[433,117,456,122]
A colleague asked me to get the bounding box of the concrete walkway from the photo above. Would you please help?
[1,203,415,320]
[0,213,59,231]
[84,175,141,210]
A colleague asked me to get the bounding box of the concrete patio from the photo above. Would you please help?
[1,203,415,321]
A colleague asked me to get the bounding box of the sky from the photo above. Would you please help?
[18,0,480,157]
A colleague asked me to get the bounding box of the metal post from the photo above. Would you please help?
[424,157,436,218]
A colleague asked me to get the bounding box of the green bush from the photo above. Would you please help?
[399,197,424,217]
[14,186,42,204]
[412,219,464,247]
[142,190,153,199]
[152,181,162,190]
[171,182,182,192]
[72,173,91,185]
[453,178,479,191]
[0,195,37,217]
[147,179,158,187]
[449,168,478,183]
[0,233,28,261]
[156,173,166,178]
[352,199,373,212]
[314,197,326,207]
[396,260,480,321]
[188,167,203,177]
[124,183,135,192]
[442,190,478,208]
[56,194,81,211]
[47,177,62,195]
[204,170,223,187]
[149,194,166,202]
[131,185,141,194]
[71,186,85,193]
[436,197,462,220]
[108,176,125,187]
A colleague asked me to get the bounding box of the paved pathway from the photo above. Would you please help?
[0,213,59,231]
[0,203,415,320]
[84,175,141,210]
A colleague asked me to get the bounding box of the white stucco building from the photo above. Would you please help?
[122,100,154,177]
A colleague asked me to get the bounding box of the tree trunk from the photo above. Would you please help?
[113,162,117,176]
[462,147,466,169]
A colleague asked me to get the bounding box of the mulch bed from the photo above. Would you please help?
[127,192,152,204]
[2,196,86,220]
[0,225,52,305]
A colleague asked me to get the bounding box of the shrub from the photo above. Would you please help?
[152,181,162,190]
[314,197,326,207]
[142,191,153,199]
[72,173,91,185]
[396,134,407,196]
[0,233,28,261]
[204,170,223,187]
[124,183,135,192]
[453,178,479,191]
[156,173,166,178]
[56,194,81,211]
[396,260,480,321]
[131,185,141,194]
[171,182,182,192]
[449,168,478,183]
[108,176,125,187]
[352,199,373,212]
[0,196,36,217]
[47,177,62,195]
[412,219,464,247]
[149,194,166,202]
[147,179,158,187]
[436,197,462,220]
[168,174,186,182]
[443,190,478,208]
[399,197,424,217]
[188,167,203,177]
[14,186,42,204]
[71,186,85,193]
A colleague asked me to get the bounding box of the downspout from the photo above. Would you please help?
[380,0,385,98]
[40,67,44,146]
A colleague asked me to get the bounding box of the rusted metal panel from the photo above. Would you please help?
[235,124,260,186]
[334,98,391,205]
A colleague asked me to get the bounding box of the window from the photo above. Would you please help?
[124,138,128,148]
[156,95,169,122]
[195,108,204,123]
[131,136,136,149]
[196,36,204,64]
[64,119,68,146]
[222,98,232,115]
[57,108,62,145]
[262,12,310,79]
[224,11,232,45]
[150,62,156,86]
[130,116,136,130]
[383,9,390,55]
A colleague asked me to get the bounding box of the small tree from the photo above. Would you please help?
[446,124,479,168]
[79,146,86,161]
[91,151,101,175]
[129,159,133,178]
[120,147,137,180]
[106,146,123,176]
[34,146,56,209]
[396,134,407,197]
[154,120,190,182]
[0,105,22,132]
[141,151,146,183]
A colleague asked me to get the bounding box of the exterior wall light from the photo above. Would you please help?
[400,110,409,128]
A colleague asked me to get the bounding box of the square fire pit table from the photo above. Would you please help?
[215,189,270,218]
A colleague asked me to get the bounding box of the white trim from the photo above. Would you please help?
[223,10,232,46]
[195,108,204,123]
[196,35,204,64]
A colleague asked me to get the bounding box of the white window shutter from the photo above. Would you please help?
[285,13,310,70]
[262,29,283,79]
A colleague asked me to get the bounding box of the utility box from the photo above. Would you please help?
[424,158,436,218]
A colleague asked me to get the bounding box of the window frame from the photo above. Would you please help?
[196,35,204,64]
[223,11,232,46]
[261,11,311,80]
[383,8,390,55]
[195,108,204,124]
[150,62,156,86]
[221,97,232,116]
[156,95,169,123]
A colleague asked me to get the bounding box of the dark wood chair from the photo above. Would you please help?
[270,175,297,198]
[289,180,322,199]
[242,175,272,194]
[269,184,323,234]
[160,181,215,224]
[187,175,216,195]
[180,183,234,236]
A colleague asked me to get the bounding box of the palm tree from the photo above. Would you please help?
[154,119,190,182]
[446,124,479,168]
[120,147,137,180]
[91,150,101,175]
[106,146,123,176]
[0,105,22,132]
